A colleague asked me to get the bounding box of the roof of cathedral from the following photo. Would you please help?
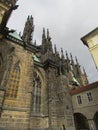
[70,81,98,95]
[33,55,40,63]
[9,32,23,41]
[7,31,23,44]
[72,77,80,86]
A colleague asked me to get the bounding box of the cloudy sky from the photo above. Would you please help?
[8,0,98,83]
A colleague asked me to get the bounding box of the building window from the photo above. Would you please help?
[87,92,93,102]
[31,71,41,113]
[77,95,82,104]
[6,62,20,99]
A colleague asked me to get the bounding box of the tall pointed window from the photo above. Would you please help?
[32,71,41,113]
[6,62,20,99]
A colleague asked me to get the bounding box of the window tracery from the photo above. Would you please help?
[32,70,42,113]
[6,61,20,99]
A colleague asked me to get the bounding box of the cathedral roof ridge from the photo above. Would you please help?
[7,31,24,45]
[33,54,40,63]
[8,31,23,41]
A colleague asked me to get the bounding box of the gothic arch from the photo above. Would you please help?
[5,60,21,99]
[30,67,45,114]
[34,66,45,82]
[74,113,89,130]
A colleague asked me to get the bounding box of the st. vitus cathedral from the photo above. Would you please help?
[0,0,88,130]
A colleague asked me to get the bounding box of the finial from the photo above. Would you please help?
[31,15,33,19]
[83,67,86,75]
[27,15,29,20]
[75,56,80,67]
[70,53,73,59]
[70,53,75,65]
[34,40,36,46]
[75,56,78,63]
[47,28,51,41]
[61,48,63,54]
[65,51,69,59]
[22,15,34,44]
[54,44,57,54]
[43,28,45,34]
[61,48,64,59]
[47,28,49,38]
[42,27,46,39]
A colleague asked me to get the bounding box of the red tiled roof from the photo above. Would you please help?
[70,81,98,95]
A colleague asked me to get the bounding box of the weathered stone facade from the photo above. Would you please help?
[0,1,89,130]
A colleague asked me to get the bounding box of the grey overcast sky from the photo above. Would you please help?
[8,0,98,83]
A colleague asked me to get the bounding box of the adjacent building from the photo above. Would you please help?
[81,28,98,70]
[71,81,98,130]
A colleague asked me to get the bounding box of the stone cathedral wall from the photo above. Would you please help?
[0,39,34,130]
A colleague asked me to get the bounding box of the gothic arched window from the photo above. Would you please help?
[32,71,42,113]
[6,62,20,99]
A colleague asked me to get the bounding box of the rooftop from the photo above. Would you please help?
[70,81,98,95]
[81,27,98,47]
[7,31,23,45]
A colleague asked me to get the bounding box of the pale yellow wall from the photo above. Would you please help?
[86,34,98,69]
[90,44,98,69]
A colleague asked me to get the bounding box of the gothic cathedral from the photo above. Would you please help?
[0,1,88,130]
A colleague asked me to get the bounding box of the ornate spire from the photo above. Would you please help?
[75,56,79,66]
[83,67,87,76]
[47,28,51,41]
[41,28,46,54]
[42,28,46,40]
[75,56,82,76]
[22,15,34,44]
[65,51,71,72]
[54,44,57,54]
[47,29,53,52]
[47,28,49,38]
[82,67,88,85]
[61,48,64,59]
[65,51,69,60]
[70,53,74,65]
